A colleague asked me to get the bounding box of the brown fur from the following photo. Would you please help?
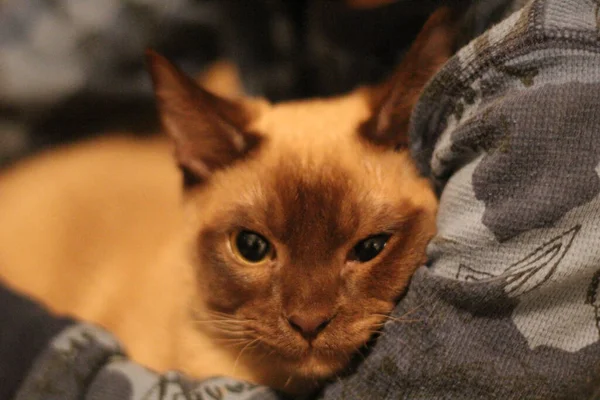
[0,8,456,394]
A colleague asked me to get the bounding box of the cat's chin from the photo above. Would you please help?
[246,326,376,384]
[262,343,355,381]
[295,351,350,379]
[246,346,351,394]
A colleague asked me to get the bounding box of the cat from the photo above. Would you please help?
[0,7,455,393]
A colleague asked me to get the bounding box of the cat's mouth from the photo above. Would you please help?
[266,344,354,378]
[202,307,389,379]
[252,331,370,379]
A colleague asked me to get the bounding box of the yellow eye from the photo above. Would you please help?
[230,230,273,264]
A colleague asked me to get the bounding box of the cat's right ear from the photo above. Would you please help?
[360,7,460,150]
[146,50,261,188]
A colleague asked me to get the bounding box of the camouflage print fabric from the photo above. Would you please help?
[13,324,280,400]
[325,0,600,397]
[12,0,600,398]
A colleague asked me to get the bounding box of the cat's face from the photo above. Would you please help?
[148,6,456,384]
[188,96,438,379]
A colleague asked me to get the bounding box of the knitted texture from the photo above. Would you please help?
[323,0,600,397]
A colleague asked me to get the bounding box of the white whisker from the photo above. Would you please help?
[233,338,261,375]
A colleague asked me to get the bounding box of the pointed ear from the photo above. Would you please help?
[360,7,460,149]
[146,50,261,188]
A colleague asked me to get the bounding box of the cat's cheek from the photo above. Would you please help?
[339,262,379,303]
[360,234,429,301]
[202,268,273,311]
[194,256,263,313]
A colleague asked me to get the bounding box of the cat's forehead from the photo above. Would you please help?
[252,92,372,143]
[220,151,417,263]
[264,157,359,261]
[200,91,429,259]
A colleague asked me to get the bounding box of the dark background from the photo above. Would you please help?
[0,0,515,166]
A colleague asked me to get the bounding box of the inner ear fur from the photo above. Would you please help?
[360,6,461,149]
[146,50,262,188]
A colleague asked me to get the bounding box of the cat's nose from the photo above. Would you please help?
[286,313,333,340]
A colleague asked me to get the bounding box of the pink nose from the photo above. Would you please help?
[287,313,334,340]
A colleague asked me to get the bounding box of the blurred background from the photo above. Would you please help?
[0,0,522,167]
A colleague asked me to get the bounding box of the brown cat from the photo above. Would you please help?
[0,8,455,393]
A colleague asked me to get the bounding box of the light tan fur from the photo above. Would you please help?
[0,8,457,393]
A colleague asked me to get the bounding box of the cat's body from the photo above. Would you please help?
[0,8,455,393]
[0,90,434,386]
[0,134,259,380]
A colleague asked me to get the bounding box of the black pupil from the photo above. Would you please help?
[236,231,270,262]
[354,234,389,262]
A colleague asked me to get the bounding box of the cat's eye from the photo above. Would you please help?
[230,230,273,264]
[349,234,391,263]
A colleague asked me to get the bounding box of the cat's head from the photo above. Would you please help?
[148,7,455,387]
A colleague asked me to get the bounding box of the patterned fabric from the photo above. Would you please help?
[326,0,600,396]
[13,324,280,400]
[321,0,600,397]
[10,0,600,398]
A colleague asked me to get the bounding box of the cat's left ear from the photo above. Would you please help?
[361,7,460,149]
[146,50,261,187]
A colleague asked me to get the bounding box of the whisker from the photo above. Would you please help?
[233,338,261,375]
[216,341,254,349]
[213,336,254,343]
[219,339,250,347]
[217,331,256,337]
[194,318,254,327]
[386,317,424,324]
[193,322,256,336]
[209,331,256,338]
[253,346,276,365]
[195,322,253,331]
[396,303,426,319]
[220,341,253,349]
[194,323,253,331]
[193,318,248,323]
[265,348,277,359]
[206,310,256,321]
[426,301,441,320]
[372,302,426,321]
[372,313,424,324]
